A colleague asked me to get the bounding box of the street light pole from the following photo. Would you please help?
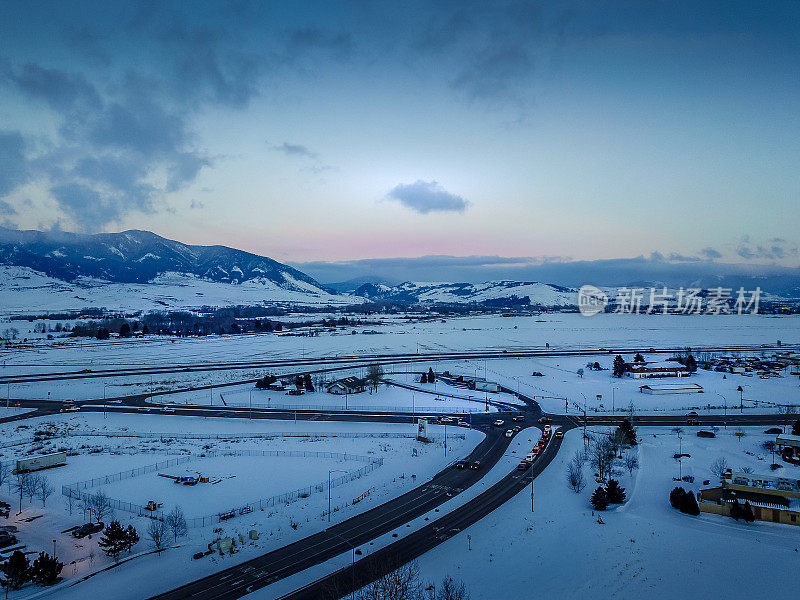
[326,530,356,600]
[249,389,252,420]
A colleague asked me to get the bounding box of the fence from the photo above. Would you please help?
[61,450,384,528]
[58,430,463,441]
[151,402,487,413]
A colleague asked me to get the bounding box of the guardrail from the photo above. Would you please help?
[61,450,384,528]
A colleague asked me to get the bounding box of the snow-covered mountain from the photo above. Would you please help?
[0,227,327,288]
[353,280,577,307]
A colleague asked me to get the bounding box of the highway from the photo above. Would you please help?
[0,344,788,384]
[1,345,796,600]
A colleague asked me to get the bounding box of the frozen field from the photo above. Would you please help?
[417,425,800,599]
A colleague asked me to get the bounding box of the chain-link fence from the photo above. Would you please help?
[61,450,384,528]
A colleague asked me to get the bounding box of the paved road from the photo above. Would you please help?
[0,344,789,384]
[146,423,518,600]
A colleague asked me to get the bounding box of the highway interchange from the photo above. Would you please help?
[0,344,796,600]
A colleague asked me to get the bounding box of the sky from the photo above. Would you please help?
[1,1,799,273]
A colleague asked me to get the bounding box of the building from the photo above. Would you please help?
[326,376,366,395]
[624,365,691,379]
[639,382,703,394]
[698,469,800,526]
[776,434,800,463]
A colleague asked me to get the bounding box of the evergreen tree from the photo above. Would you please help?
[669,487,687,509]
[427,367,435,383]
[619,419,637,445]
[421,372,428,384]
[792,420,800,436]
[590,486,609,511]
[29,552,63,586]
[685,354,698,373]
[98,521,128,561]
[303,374,314,392]
[0,550,30,590]
[119,323,131,338]
[612,355,627,378]
[681,491,701,516]
[633,352,645,363]
[142,324,149,335]
[124,525,140,553]
[742,501,755,523]
[605,479,627,503]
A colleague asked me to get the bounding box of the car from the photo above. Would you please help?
[512,426,521,432]
[72,522,104,539]
[0,531,18,549]
[512,415,525,422]
[456,420,470,428]
[505,429,514,438]
[138,406,153,412]
[537,417,552,424]
[493,419,505,427]
[65,406,80,412]
[470,461,481,470]
[685,411,699,417]
[440,416,454,424]
[517,461,529,471]
[454,460,469,469]
[555,430,564,439]
[687,419,700,426]
[162,407,176,413]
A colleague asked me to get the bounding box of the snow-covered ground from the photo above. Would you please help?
[416,426,800,599]
[0,412,482,599]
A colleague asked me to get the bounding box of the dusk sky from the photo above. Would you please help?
[1,1,798,269]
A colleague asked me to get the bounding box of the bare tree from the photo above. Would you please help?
[566,458,586,493]
[147,519,167,555]
[0,462,8,490]
[709,457,729,479]
[624,454,639,476]
[358,559,422,600]
[87,490,113,523]
[36,475,54,507]
[165,506,187,542]
[13,472,30,512]
[365,364,383,393]
[23,473,40,504]
[433,576,470,600]
[589,435,616,482]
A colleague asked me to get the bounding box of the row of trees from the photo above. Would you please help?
[612,353,698,378]
[590,479,627,511]
[669,487,700,515]
[420,368,436,384]
[0,551,63,590]
[1,469,56,512]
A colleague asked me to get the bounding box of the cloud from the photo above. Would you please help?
[451,46,533,102]
[274,142,318,159]
[7,63,101,113]
[667,253,701,262]
[0,131,28,196]
[699,247,722,260]
[190,199,205,209]
[0,200,16,216]
[386,180,469,214]
[736,238,799,261]
[285,28,352,61]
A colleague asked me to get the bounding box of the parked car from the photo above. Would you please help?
[72,522,104,539]
[0,531,18,549]
[493,419,505,427]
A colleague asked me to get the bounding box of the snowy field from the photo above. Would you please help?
[0,412,482,598]
[417,425,800,599]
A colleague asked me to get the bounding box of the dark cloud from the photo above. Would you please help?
[736,238,798,261]
[386,180,469,214]
[699,247,722,260]
[50,182,115,230]
[274,142,318,159]
[0,131,28,196]
[8,63,101,113]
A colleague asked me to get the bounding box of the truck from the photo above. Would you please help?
[14,452,67,474]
